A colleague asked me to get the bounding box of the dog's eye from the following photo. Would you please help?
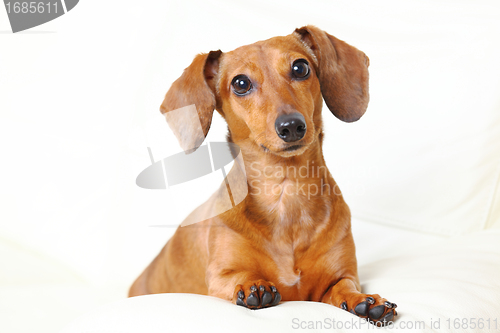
[231,75,252,96]
[292,59,310,80]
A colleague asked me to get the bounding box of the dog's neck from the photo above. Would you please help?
[230,130,337,223]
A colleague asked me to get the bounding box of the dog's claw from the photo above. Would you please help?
[271,290,281,306]
[384,301,393,308]
[250,285,257,292]
[259,285,265,292]
[236,297,246,307]
[341,302,348,310]
[236,290,246,307]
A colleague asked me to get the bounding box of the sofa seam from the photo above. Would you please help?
[351,155,500,236]
[481,157,500,229]
[351,210,453,237]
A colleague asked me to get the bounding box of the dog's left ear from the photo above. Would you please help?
[295,25,369,122]
[160,50,222,151]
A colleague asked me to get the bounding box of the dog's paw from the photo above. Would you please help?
[233,280,281,309]
[339,294,397,326]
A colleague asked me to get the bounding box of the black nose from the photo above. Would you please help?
[275,113,307,142]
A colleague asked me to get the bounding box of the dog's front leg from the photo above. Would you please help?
[321,277,397,325]
[206,266,282,310]
[204,229,282,310]
[209,273,282,309]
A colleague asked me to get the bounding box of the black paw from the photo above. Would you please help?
[342,295,397,326]
[235,282,281,309]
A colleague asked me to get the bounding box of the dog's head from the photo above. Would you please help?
[160,25,369,157]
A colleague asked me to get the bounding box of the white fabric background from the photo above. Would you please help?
[1,1,499,332]
[61,226,500,333]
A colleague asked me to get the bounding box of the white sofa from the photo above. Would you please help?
[61,222,500,333]
[1,1,499,333]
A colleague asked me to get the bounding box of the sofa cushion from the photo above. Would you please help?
[61,224,500,333]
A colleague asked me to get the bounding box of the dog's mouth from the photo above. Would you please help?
[281,144,303,152]
[259,143,307,156]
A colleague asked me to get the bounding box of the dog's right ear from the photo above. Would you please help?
[160,50,222,152]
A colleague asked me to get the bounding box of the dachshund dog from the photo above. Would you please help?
[130,25,397,325]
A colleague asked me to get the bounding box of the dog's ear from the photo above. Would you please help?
[160,50,222,151]
[295,25,369,122]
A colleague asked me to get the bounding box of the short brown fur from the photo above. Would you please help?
[130,26,396,324]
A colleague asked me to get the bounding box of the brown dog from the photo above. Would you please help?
[130,25,397,325]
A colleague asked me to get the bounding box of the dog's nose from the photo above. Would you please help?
[275,113,307,142]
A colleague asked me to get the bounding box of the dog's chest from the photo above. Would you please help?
[260,178,310,221]
[259,177,329,229]
[261,179,331,288]
[270,242,302,287]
